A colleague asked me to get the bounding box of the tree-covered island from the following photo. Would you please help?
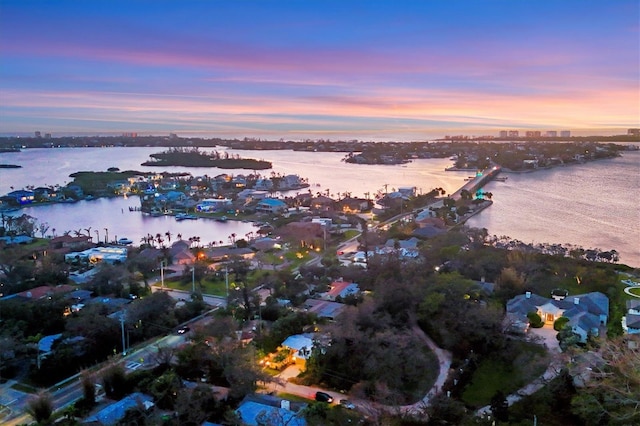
[141,147,272,169]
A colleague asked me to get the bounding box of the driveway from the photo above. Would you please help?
[529,324,561,353]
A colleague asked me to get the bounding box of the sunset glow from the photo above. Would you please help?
[1,0,638,139]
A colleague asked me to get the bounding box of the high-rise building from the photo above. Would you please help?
[628,128,640,136]
[560,130,571,137]
[44,133,52,139]
[545,131,558,137]
[525,131,541,137]
[34,131,41,138]
[508,130,519,138]
[499,130,508,138]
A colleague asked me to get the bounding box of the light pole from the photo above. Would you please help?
[191,266,195,294]
[160,260,165,290]
[225,265,229,301]
[104,228,109,244]
[120,310,127,356]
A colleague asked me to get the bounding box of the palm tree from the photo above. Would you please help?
[177,233,182,241]
[84,226,92,237]
[165,231,172,243]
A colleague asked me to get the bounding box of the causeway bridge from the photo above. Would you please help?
[450,165,502,200]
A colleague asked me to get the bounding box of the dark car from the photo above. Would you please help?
[177,326,190,335]
[315,391,333,403]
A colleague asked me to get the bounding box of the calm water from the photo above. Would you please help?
[1,146,638,267]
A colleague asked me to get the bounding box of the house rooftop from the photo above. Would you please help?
[83,392,154,425]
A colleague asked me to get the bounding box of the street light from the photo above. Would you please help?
[160,260,165,290]
[191,266,195,294]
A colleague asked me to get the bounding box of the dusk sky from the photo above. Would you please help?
[1,0,638,140]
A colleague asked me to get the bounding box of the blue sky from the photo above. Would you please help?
[1,0,638,139]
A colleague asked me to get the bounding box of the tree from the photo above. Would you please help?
[26,391,54,424]
[490,390,509,422]
[571,337,640,425]
[101,363,129,400]
[80,371,97,407]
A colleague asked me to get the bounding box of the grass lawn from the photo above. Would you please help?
[276,392,314,403]
[162,276,228,296]
[628,287,640,297]
[11,382,37,394]
[462,341,549,407]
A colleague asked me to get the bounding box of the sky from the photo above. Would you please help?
[0,0,638,141]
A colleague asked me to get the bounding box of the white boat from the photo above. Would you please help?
[118,237,133,245]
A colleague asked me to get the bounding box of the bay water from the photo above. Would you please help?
[0,146,638,267]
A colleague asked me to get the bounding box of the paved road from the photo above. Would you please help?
[265,325,452,420]
[0,315,209,426]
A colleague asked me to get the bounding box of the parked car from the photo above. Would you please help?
[315,391,333,403]
[177,326,190,335]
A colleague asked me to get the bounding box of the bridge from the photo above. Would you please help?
[450,165,502,200]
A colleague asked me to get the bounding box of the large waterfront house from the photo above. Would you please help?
[256,198,287,214]
[196,198,232,212]
[6,189,35,204]
[64,246,128,264]
[506,291,609,342]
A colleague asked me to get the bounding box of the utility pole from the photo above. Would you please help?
[120,311,126,356]
[191,266,195,294]
[225,265,229,302]
[160,260,165,290]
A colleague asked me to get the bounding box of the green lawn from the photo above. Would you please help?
[462,342,549,407]
[629,287,640,297]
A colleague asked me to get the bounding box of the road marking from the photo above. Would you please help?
[125,362,141,370]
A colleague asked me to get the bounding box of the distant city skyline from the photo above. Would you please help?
[1,0,638,140]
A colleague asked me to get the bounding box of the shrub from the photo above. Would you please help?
[554,316,570,331]
[527,312,544,328]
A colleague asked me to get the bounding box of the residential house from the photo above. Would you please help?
[6,189,35,205]
[303,298,346,320]
[321,280,360,301]
[50,235,93,251]
[236,396,307,426]
[66,184,84,198]
[310,195,335,211]
[622,299,640,334]
[196,198,232,212]
[506,291,609,342]
[281,334,315,365]
[256,198,287,214]
[254,178,273,191]
[83,392,154,425]
[34,186,59,202]
[65,246,128,264]
[14,284,75,302]
[337,197,370,213]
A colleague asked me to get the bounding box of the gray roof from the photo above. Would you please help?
[236,401,306,426]
[627,313,640,329]
[506,292,609,325]
[83,392,154,425]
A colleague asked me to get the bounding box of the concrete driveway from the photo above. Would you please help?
[529,324,561,353]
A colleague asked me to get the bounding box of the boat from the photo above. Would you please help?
[216,216,228,222]
[175,213,198,221]
[118,237,133,245]
[493,176,508,182]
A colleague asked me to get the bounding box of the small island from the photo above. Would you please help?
[141,147,272,169]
